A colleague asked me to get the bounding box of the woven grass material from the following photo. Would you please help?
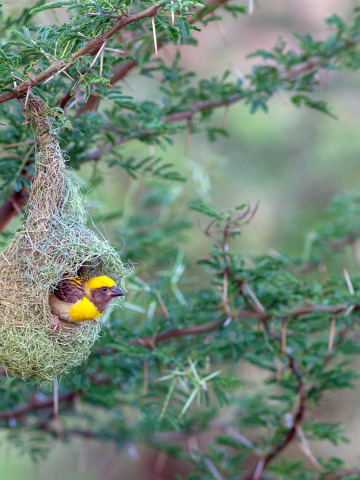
[0,96,126,382]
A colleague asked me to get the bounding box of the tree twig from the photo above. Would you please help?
[244,357,306,480]
[0,4,160,106]
[75,0,233,114]
[127,302,356,348]
[0,392,77,420]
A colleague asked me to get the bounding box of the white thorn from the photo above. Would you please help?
[151,17,158,56]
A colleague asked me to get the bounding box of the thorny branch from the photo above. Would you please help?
[85,93,245,162]
[0,391,77,420]
[244,358,306,480]
[0,4,160,106]
[136,303,358,345]
[75,0,233,114]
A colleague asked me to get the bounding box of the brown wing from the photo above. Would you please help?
[53,278,84,304]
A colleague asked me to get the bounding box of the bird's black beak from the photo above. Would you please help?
[110,286,125,297]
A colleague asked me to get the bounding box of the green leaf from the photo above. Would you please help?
[177,18,191,37]
[190,203,221,219]
[30,1,72,15]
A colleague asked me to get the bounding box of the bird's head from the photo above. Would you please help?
[84,276,124,313]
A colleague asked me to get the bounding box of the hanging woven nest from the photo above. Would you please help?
[0,96,127,382]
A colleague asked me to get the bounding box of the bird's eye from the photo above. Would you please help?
[101,287,108,292]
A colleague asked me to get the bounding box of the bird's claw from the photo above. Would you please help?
[52,315,61,332]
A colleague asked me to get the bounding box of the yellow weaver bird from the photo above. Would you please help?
[49,275,124,331]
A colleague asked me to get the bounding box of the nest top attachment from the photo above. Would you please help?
[0,96,126,382]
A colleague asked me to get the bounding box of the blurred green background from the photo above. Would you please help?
[2,0,360,478]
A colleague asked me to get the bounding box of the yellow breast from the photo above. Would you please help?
[68,297,101,322]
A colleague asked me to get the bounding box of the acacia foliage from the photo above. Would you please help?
[1,2,360,479]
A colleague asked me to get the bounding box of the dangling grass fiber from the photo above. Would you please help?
[0,95,127,382]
